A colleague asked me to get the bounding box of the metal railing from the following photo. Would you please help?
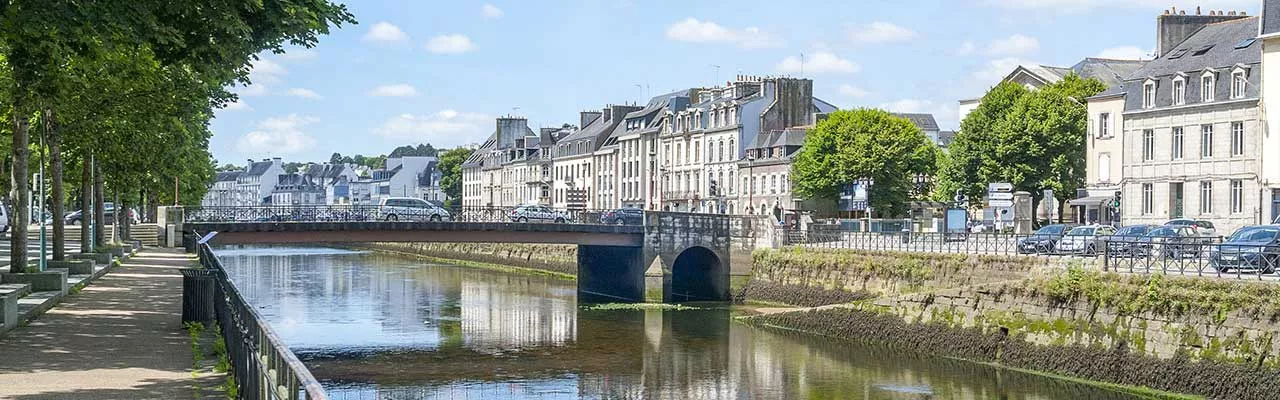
[196,232,328,400]
[183,205,628,225]
[1100,236,1279,280]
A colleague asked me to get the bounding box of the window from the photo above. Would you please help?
[1142,129,1154,161]
[1201,73,1215,102]
[1142,183,1153,215]
[1098,153,1111,182]
[1097,113,1111,138]
[1230,121,1244,156]
[1200,181,1214,214]
[1172,77,1186,105]
[728,170,735,194]
[1231,70,1246,99]
[717,140,724,162]
[1142,80,1156,109]
[1172,127,1184,159]
[1201,124,1214,158]
[1230,180,1243,213]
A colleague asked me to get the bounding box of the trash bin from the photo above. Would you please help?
[180,268,216,324]
[901,227,911,244]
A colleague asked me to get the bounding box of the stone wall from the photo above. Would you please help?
[357,242,578,277]
[744,247,1280,399]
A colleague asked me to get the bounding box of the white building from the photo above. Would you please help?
[1259,2,1280,224]
[201,171,242,207]
[235,158,284,206]
[367,156,445,205]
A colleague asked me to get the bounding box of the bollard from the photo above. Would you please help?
[179,268,216,324]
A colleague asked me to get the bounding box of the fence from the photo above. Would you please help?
[196,232,328,400]
[183,205,624,225]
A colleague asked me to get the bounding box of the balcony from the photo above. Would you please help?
[663,191,700,201]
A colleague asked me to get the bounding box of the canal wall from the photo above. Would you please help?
[744,247,1280,399]
[355,242,578,277]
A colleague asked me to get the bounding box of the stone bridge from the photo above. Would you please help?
[176,207,776,303]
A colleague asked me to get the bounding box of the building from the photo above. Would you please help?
[553,105,639,209]
[201,171,241,207]
[363,156,444,205]
[1259,2,1280,224]
[1097,10,1264,233]
[234,158,284,206]
[737,127,807,217]
[959,58,1147,122]
[270,173,325,205]
[463,117,549,208]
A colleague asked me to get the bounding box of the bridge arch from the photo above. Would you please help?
[669,245,728,302]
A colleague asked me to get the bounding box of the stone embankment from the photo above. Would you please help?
[743,247,1280,400]
[355,242,578,278]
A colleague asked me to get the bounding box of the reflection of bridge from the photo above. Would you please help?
[178,206,776,303]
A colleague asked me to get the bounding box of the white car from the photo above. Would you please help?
[0,203,8,233]
[1055,225,1117,255]
[376,197,451,222]
[1164,218,1217,238]
[508,205,570,223]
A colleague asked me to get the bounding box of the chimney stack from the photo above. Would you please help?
[1156,8,1248,56]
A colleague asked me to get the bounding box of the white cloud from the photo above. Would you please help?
[776,51,859,74]
[237,114,317,155]
[481,4,503,18]
[982,0,1254,14]
[878,99,960,131]
[972,57,1035,85]
[279,48,317,61]
[374,110,491,147]
[985,34,1039,56]
[848,22,918,44]
[238,84,268,97]
[839,84,870,98]
[425,34,476,54]
[285,88,322,100]
[223,100,251,111]
[369,84,419,97]
[363,21,409,43]
[248,58,286,84]
[664,18,781,49]
[956,40,977,56]
[1096,46,1151,60]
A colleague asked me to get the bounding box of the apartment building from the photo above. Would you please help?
[234,158,283,206]
[1107,13,1264,233]
[202,171,241,207]
[1259,4,1280,224]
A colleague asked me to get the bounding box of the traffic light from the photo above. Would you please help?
[709,179,718,197]
[1111,191,1121,209]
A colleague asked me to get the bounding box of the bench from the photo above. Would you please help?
[0,282,33,332]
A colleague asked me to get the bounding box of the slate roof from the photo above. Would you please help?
[558,115,612,143]
[891,113,940,132]
[747,128,807,149]
[244,160,276,177]
[215,171,242,182]
[1008,58,1146,89]
[1265,2,1280,37]
[1121,17,1261,112]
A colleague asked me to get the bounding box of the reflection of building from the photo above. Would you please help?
[459,277,575,350]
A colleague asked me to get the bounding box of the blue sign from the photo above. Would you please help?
[839,182,870,211]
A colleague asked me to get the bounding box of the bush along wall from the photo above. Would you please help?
[357,242,578,277]
[748,258,1280,400]
[740,247,1047,306]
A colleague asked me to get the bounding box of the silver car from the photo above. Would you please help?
[1056,225,1117,255]
[508,205,570,223]
[376,197,451,222]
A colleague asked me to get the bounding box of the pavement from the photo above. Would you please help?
[0,248,220,399]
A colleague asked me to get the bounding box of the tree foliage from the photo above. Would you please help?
[936,74,1105,218]
[791,109,938,217]
[438,147,474,208]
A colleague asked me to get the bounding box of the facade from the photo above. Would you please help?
[270,173,325,205]
[361,156,445,205]
[234,158,284,206]
[1260,3,1280,224]
[959,58,1146,123]
[201,171,242,207]
[1104,14,1264,233]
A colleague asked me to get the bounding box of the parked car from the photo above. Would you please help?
[1140,226,1208,259]
[376,197,451,222]
[509,204,569,223]
[1106,224,1160,256]
[1210,225,1280,273]
[0,203,9,233]
[1165,218,1217,238]
[1056,224,1117,255]
[64,203,139,225]
[1017,224,1073,254]
[600,207,644,225]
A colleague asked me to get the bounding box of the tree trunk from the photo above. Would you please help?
[46,109,64,261]
[1056,196,1066,224]
[10,111,29,273]
[113,189,120,243]
[93,161,104,247]
[80,151,92,253]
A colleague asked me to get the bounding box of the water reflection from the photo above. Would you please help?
[216,246,1141,400]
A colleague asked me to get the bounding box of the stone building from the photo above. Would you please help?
[1259,2,1280,224]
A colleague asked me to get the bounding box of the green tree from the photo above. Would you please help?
[438,147,474,208]
[791,109,938,217]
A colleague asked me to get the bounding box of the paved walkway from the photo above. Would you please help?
[0,248,216,399]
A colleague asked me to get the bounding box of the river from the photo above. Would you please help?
[214,246,1144,400]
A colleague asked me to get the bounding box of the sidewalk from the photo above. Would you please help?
[0,248,217,399]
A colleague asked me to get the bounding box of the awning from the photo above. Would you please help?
[1069,196,1111,207]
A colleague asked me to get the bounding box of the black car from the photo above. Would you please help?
[1210,225,1280,273]
[1106,224,1160,256]
[1138,226,1207,259]
[1017,224,1072,254]
[600,207,644,225]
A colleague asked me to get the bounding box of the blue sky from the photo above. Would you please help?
[210,0,1259,165]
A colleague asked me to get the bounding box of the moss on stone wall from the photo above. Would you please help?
[358,242,578,277]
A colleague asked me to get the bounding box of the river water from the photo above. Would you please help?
[215,246,1143,400]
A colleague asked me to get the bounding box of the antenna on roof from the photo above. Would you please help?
[710,64,721,84]
[800,53,805,76]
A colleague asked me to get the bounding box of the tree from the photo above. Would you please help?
[329,152,343,164]
[791,109,938,217]
[938,74,1104,222]
[438,147,474,208]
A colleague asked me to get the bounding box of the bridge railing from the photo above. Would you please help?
[196,232,328,400]
[183,205,633,225]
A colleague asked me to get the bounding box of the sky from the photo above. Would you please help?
[210,0,1261,165]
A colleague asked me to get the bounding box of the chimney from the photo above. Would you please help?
[1156,9,1248,57]
[580,110,602,128]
